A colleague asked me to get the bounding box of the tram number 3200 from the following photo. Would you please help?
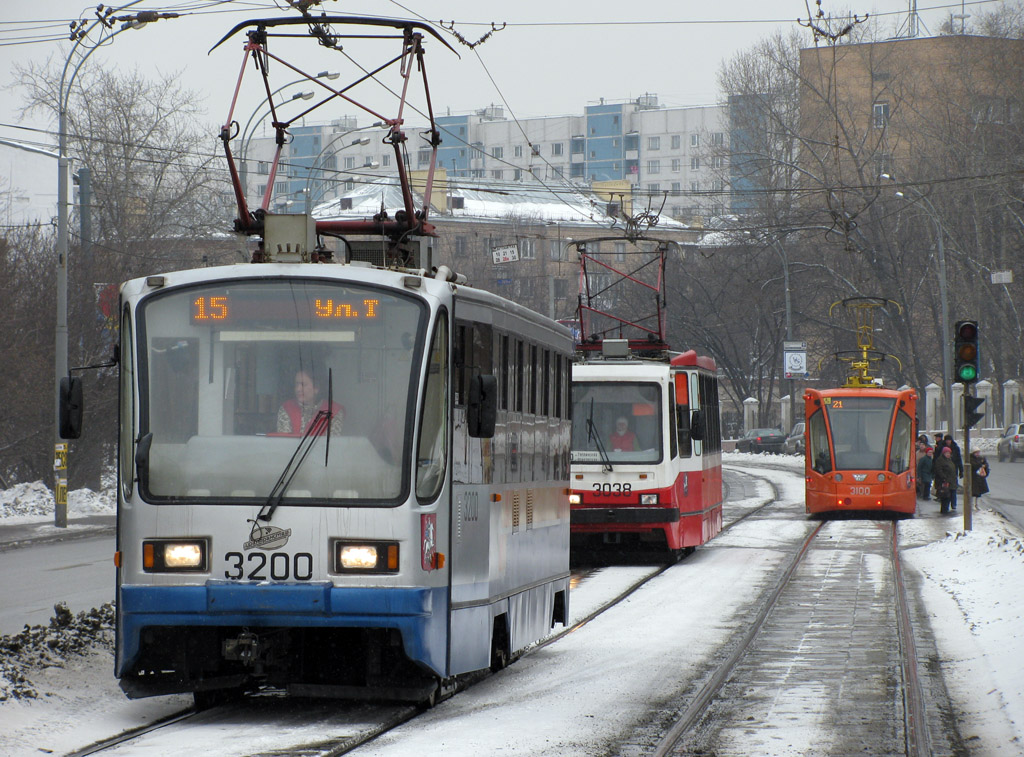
[592,482,632,496]
[223,551,314,581]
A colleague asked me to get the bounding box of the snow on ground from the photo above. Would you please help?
[0,457,1022,755]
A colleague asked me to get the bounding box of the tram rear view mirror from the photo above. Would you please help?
[468,374,497,438]
[690,409,706,441]
[59,376,84,439]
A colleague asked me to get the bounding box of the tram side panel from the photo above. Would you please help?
[448,304,571,675]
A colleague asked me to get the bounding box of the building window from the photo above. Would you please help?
[551,142,564,156]
[492,145,504,159]
[382,154,390,167]
[671,135,681,150]
[550,239,565,260]
[571,138,585,154]
[613,115,620,125]
[671,158,681,172]
[690,133,700,147]
[454,236,467,257]
[590,150,597,159]
[647,183,660,194]
[519,237,536,260]
[690,156,700,170]
[324,156,337,170]
[615,241,626,261]
[691,181,700,192]
[873,102,890,129]
[711,132,724,146]
[531,144,542,156]
[648,136,661,150]
[514,169,523,181]
[671,182,681,196]
[492,169,503,180]
[570,163,585,178]
[711,155,725,169]
[344,156,356,169]
[257,162,269,175]
[554,278,568,299]
[417,149,432,165]
[647,159,661,174]
[625,133,638,151]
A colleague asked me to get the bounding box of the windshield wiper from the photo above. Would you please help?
[585,397,613,472]
[258,370,338,523]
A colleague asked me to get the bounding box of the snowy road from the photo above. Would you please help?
[0,535,115,634]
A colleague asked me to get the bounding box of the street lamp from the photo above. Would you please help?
[884,174,954,435]
[304,130,378,212]
[237,71,339,196]
[52,2,160,527]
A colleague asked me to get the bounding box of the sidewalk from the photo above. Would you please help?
[0,515,116,553]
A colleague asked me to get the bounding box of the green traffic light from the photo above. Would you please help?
[957,364,978,381]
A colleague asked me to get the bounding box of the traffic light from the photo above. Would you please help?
[964,395,985,430]
[953,320,980,383]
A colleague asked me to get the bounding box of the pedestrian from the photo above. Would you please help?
[969,449,990,500]
[943,434,964,510]
[916,446,934,500]
[932,446,958,515]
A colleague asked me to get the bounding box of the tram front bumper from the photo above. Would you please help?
[571,507,680,525]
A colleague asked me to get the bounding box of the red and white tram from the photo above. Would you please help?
[569,343,723,554]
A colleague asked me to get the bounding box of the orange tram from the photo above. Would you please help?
[803,386,918,516]
[803,298,918,517]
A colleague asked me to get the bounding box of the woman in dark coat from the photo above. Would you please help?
[969,450,990,499]
[932,447,958,514]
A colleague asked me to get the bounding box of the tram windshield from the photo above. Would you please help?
[823,396,896,470]
[570,382,662,464]
[135,278,426,504]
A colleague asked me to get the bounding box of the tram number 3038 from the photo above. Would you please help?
[224,551,314,581]
[592,482,632,496]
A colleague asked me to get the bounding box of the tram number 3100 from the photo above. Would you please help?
[223,551,314,581]
[592,482,632,496]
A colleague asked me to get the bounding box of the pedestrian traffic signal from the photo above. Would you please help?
[953,320,980,383]
[964,395,985,429]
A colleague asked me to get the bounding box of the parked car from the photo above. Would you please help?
[996,423,1024,462]
[736,427,787,454]
[784,421,805,456]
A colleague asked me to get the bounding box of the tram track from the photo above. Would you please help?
[68,466,788,756]
[650,517,931,757]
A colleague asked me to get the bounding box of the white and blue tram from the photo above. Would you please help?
[103,262,572,703]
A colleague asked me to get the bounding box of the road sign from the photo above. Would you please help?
[783,341,808,378]
[491,244,519,264]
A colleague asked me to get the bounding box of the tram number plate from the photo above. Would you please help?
[849,486,871,496]
[223,551,314,581]
[592,482,632,497]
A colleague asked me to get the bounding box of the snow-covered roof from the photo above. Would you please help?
[313,176,689,230]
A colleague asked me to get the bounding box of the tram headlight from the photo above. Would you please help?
[142,539,207,572]
[834,473,844,482]
[569,493,581,505]
[640,493,659,505]
[334,541,399,573]
[877,473,886,482]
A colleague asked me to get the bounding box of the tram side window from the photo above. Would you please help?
[543,349,551,417]
[554,355,563,419]
[416,312,449,501]
[515,340,524,412]
[500,334,509,411]
[675,372,692,458]
[530,344,539,415]
[454,323,468,407]
[889,410,913,474]
[809,410,831,474]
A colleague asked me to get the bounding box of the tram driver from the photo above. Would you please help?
[277,368,344,436]
[609,416,640,452]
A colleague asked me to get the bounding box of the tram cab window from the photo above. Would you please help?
[136,279,424,504]
[808,410,831,474]
[888,410,913,474]
[417,312,449,501]
[571,382,663,464]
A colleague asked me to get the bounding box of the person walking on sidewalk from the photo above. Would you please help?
[969,449,990,501]
[932,446,958,515]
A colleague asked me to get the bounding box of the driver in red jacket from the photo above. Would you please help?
[277,369,344,435]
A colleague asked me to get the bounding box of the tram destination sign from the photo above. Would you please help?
[491,244,519,264]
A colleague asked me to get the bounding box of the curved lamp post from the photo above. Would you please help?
[884,174,954,435]
[53,2,165,525]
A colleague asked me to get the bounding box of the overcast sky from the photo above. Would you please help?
[0,1,1007,221]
